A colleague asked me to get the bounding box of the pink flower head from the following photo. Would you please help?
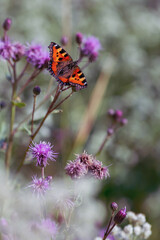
[81,36,101,60]
[76,151,94,168]
[0,40,15,60]
[0,40,25,61]
[12,42,25,61]
[65,151,110,180]
[29,141,58,167]
[65,159,87,179]
[89,159,110,180]
[25,43,49,69]
[29,176,52,195]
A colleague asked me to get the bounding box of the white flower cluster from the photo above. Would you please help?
[111,211,152,240]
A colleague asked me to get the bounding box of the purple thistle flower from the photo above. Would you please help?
[65,151,110,180]
[0,40,25,61]
[29,176,51,195]
[29,141,57,167]
[89,159,110,180]
[25,43,49,69]
[65,159,87,179]
[0,40,16,60]
[12,42,25,61]
[75,151,94,168]
[81,36,101,59]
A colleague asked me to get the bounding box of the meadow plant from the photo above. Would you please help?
[0,18,152,240]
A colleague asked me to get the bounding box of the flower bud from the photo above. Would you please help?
[89,52,98,62]
[76,32,83,45]
[107,109,115,117]
[33,86,41,95]
[110,202,118,211]
[2,18,12,31]
[120,118,128,126]
[115,110,123,119]
[114,207,127,224]
[60,36,68,46]
[107,128,114,136]
[0,101,6,109]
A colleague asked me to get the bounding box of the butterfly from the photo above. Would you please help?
[48,42,87,90]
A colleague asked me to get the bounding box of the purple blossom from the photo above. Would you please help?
[32,218,58,239]
[65,160,87,179]
[0,40,25,61]
[89,159,110,180]
[29,176,51,195]
[40,218,58,238]
[0,218,8,234]
[0,40,15,60]
[65,151,110,180]
[25,43,49,69]
[81,36,101,59]
[29,141,57,167]
[76,151,94,168]
[12,42,25,61]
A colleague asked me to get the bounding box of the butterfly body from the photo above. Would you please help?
[48,42,87,90]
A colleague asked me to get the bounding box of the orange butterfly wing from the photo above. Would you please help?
[69,66,87,90]
[48,42,72,85]
[48,42,87,90]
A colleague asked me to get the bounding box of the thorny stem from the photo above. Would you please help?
[31,94,36,135]
[5,62,17,172]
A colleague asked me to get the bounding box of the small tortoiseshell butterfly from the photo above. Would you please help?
[48,42,87,90]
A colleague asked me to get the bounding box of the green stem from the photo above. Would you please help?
[5,62,17,172]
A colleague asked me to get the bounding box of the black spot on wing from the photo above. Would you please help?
[60,49,66,54]
[55,45,60,49]
[79,73,85,78]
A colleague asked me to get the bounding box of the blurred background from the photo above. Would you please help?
[0,0,160,239]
